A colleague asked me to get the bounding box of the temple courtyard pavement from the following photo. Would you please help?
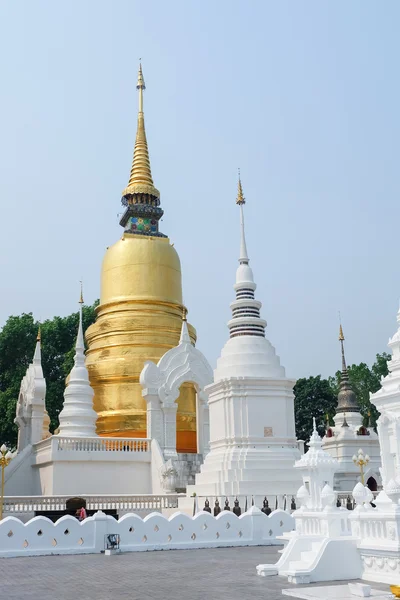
[0,546,392,600]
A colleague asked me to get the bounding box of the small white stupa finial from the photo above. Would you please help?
[33,326,41,364]
[236,170,249,265]
[308,416,323,448]
[58,285,98,437]
[179,305,191,344]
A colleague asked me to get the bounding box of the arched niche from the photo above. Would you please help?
[140,323,213,459]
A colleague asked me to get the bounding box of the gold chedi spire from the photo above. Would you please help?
[36,327,41,342]
[339,323,344,341]
[79,281,84,304]
[122,63,160,200]
[85,64,197,450]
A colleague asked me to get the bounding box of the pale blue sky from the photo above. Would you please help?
[0,1,399,379]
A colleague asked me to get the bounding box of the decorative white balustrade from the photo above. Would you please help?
[351,511,396,544]
[0,507,295,558]
[295,508,352,539]
[3,494,183,514]
[33,436,150,454]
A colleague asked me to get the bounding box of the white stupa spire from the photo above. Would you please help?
[58,285,98,437]
[228,174,265,338]
[35,328,51,439]
[33,328,41,364]
[239,205,249,265]
[214,174,285,380]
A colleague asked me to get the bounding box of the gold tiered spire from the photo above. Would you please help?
[122,63,160,200]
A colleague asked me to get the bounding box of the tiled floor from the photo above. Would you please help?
[0,546,392,600]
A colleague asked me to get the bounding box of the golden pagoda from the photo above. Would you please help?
[85,64,198,452]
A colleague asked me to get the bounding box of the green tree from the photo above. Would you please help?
[328,353,391,428]
[294,376,337,443]
[0,302,98,446]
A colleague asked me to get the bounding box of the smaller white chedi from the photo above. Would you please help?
[57,287,97,437]
[188,177,302,501]
[322,325,381,492]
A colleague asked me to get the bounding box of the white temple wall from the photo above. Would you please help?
[4,446,41,496]
[0,507,294,558]
[37,461,151,496]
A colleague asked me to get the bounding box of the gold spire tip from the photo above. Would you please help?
[182,306,188,322]
[79,281,84,304]
[339,323,344,341]
[137,62,145,90]
[122,62,160,200]
[236,170,245,205]
[36,327,41,342]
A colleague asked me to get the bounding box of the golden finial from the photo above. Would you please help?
[79,281,84,304]
[137,61,145,92]
[339,323,344,341]
[36,327,41,342]
[236,169,245,205]
[182,306,188,322]
[122,62,160,201]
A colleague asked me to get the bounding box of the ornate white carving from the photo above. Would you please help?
[140,319,213,457]
[15,337,48,451]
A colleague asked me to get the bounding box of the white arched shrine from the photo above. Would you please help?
[140,319,213,460]
[15,333,50,452]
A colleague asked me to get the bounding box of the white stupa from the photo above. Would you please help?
[188,176,302,502]
[58,287,98,437]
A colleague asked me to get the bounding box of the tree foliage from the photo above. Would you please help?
[294,376,337,442]
[295,353,391,445]
[0,302,98,446]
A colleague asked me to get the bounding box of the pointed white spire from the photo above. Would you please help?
[179,307,191,344]
[58,286,98,437]
[309,417,322,448]
[239,204,249,264]
[235,175,254,285]
[229,174,264,337]
[296,416,338,469]
[388,302,400,363]
[33,328,41,364]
